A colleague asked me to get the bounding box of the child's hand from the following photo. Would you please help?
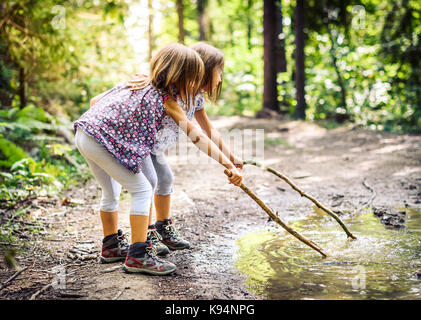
[128,74,148,91]
[231,156,244,170]
[227,167,243,186]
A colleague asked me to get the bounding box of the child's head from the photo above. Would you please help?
[136,43,204,109]
[190,42,224,101]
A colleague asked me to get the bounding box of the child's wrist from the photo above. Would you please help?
[223,162,235,170]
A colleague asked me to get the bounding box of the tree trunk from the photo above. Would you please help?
[328,28,347,118]
[148,0,154,60]
[261,0,286,114]
[197,0,207,41]
[18,65,26,109]
[324,6,348,122]
[176,0,185,44]
[276,0,287,73]
[246,0,253,51]
[294,0,306,120]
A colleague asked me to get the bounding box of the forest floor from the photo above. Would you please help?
[1,116,421,300]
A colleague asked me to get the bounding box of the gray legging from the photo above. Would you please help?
[74,127,173,216]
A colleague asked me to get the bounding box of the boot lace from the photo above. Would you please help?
[163,224,182,240]
[145,243,166,263]
[147,228,163,245]
[117,232,130,251]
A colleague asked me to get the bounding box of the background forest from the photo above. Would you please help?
[0,0,420,243]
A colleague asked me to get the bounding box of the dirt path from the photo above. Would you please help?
[1,117,420,300]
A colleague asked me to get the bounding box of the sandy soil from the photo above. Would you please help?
[1,116,420,300]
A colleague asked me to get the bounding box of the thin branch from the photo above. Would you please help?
[6,19,46,39]
[30,283,52,300]
[356,178,376,213]
[224,169,328,258]
[244,159,357,240]
[112,290,124,300]
[0,3,19,29]
[0,266,28,291]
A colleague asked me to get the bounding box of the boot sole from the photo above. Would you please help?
[165,244,190,251]
[122,265,176,276]
[100,256,126,264]
[157,248,170,256]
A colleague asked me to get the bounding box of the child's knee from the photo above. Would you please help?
[100,195,120,212]
[130,185,153,216]
[156,171,173,195]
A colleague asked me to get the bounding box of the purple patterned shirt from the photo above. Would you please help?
[74,83,168,174]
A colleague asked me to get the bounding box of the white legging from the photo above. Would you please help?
[74,128,174,216]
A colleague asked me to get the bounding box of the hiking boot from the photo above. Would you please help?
[155,219,190,250]
[100,229,130,264]
[122,241,176,275]
[147,225,170,256]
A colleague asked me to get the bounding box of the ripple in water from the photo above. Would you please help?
[234,208,421,299]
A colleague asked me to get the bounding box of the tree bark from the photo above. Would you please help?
[197,0,207,41]
[294,0,306,120]
[176,0,185,44]
[18,65,27,109]
[262,0,285,113]
[246,0,253,51]
[324,6,348,122]
[276,0,287,73]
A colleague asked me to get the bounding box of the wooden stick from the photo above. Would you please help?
[0,266,28,291]
[244,160,357,240]
[224,169,327,258]
[30,283,52,300]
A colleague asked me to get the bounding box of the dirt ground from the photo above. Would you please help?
[1,116,420,300]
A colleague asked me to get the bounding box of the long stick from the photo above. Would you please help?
[0,267,28,291]
[244,160,357,240]
[224,169,327,258]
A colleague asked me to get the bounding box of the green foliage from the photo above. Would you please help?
[0,136,28,168]
[0,104,90,213]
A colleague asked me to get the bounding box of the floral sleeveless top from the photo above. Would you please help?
[151,92,204,155]
[74,83,168,174]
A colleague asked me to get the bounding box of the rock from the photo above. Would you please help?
[373,207,386,217]
[373,206,407,229]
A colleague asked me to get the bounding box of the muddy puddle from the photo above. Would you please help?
[234,208,421,300]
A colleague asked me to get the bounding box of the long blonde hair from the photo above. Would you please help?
[190,42,224,101]
[129,43,204,112]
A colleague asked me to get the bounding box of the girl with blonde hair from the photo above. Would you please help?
[74,43,242,275]
[127,42,244,256]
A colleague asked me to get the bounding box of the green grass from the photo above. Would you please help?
[264,137,290,147]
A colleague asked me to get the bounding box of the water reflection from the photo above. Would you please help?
[235,208,421,299]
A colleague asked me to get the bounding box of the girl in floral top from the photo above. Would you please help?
[127,43,244,256]
[74,43,243,276]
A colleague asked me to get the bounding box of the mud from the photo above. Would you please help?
[1,117,420,300]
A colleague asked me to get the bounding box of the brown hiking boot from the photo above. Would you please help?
[123,241,176,275]
[100,229,130,263]
[155,219,190,250]
[147,225,170,256]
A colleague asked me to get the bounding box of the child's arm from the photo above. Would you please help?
[194,108,243,169]
[165,98,242,186]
